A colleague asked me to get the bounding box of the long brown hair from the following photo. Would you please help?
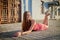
[22,11,31,32]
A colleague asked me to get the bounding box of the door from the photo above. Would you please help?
[55,6,60,19]
[17,1,21,22]
[1,0,8,23]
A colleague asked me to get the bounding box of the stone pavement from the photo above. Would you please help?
[0,20,60,40]
[0,23,22,32]
[0,19,60,32]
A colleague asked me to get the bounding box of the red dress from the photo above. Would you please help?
[33,23,48,31]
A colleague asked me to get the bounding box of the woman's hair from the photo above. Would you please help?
[22,11,31,32]
[23,11,29,22]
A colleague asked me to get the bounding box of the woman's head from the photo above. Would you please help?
[23,11,31,21]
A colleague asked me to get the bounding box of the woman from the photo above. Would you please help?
[14,11,50,37]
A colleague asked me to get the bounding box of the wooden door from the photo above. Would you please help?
[15,0,21,22]
[17,2,21,22]
[1,0,8,23]
[0,0,21,24]
[55,6,60,19]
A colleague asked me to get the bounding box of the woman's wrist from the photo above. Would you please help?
[21,32,23,36]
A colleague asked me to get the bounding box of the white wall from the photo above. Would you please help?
[21,0,29,21]
[32,0,45,20]
[21,0,24,21]
[21,0,50,21]
[32,0,51,20]
[25,0,28,11]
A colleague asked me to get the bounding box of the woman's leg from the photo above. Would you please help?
[43,13,50,25]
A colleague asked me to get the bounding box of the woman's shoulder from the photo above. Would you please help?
[30,19,35,22]
[30,19,36,24]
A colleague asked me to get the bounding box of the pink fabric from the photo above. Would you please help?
[33,23,48,31]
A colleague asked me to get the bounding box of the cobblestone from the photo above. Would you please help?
[0,20,60,40]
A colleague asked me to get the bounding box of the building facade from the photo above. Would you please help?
[0,0,21,24]
[0,0,60,24]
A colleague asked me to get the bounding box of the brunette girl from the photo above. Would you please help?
[14,11,50,37]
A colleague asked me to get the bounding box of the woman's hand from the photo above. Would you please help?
[21,30,31,35]
[26,30,31,34]
[14,32,21,37]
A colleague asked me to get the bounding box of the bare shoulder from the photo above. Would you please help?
[30,19,36,24]
[31,19,35,22]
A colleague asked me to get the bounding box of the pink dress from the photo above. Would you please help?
[33,23,48,31]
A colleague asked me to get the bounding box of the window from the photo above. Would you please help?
[3,0,8,8]
[11,9,15,16]
[2,8,8,16]
[10,9,15,22]
[3,2,7,5]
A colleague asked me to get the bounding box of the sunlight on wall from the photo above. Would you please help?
[32,0,45,20]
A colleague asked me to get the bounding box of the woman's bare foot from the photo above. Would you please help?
[43,13,50,25]
[45,13,50,16]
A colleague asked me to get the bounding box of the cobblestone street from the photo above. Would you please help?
[0,20,60,40]
[0,0,60,40]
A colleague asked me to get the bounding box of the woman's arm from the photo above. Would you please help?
[15,20,36,37]
[21,20,36,35]
[21,30,31,35]
[15,28,32,37]
[29,20,36,31]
